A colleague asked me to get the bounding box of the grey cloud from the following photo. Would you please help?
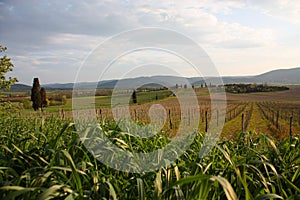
[0,0,138,43]
[0,0,291,84]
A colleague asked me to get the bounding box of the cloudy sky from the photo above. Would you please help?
[1,0,300,84]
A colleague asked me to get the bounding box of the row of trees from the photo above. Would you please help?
[175,83,209,89]
[225,83,289,93]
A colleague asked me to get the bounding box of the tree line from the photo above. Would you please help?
[225,83,289,93]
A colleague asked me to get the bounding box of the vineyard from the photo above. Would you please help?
[56,92,300,139]
[0,87,300,199]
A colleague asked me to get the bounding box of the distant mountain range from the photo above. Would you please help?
[7,67,300,91]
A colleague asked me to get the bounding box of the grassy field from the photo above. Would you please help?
[0,87,300,199]
[39,90,173,112]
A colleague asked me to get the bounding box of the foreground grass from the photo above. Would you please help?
[0,115,299,199]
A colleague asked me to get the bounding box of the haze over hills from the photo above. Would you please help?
[8,67,300,91]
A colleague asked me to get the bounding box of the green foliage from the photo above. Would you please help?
[0,113,299,199]
[0,45,18,90]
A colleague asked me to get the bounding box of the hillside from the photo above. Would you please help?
[4,84,31,92]
[7,67,300,91]
[255,67,300,84]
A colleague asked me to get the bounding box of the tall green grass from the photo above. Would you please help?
[0,114,299,199]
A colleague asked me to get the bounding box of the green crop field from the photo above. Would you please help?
[0,103,300,199]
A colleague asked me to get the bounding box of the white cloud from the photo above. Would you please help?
[132,2,275,49]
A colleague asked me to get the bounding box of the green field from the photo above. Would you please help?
[32,90,173,112]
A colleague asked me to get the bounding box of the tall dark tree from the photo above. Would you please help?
[40,87,47,108]
[31,78,41,111]
[132,90,137,104]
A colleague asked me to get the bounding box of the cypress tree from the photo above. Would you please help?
[132,90,137,104]
[31,78,41,111]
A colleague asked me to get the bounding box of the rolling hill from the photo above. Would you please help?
[7,67,300,91]
[255,67,300,84]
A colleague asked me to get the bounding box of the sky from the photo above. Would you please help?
[0,0,300,84]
